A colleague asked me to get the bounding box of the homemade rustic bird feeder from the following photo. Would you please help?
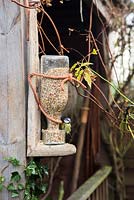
[27,55,76,156]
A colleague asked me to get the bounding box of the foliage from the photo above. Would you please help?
[0,175,5,192]
[70,62,96,88]
[70,49,97,88]
[0,157,49,199]
[24,160,48,200]
[4,157,20,167]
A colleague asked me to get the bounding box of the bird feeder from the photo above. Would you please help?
[27,55,76,156]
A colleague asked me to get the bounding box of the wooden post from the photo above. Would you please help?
[0,1,26,199]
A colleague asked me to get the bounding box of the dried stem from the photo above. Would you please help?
[11,0,40,9]
[38,22,61,54]
[39,6,64,55]
[28,72,86,124]
[92,81,116,116]
[111,68,134,107]
[38,26,45,53]
[41,157,62,200]
[90,31,108,76]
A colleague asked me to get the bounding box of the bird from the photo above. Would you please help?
[62,117,71,134]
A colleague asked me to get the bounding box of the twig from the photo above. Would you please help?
[71,4,93,192]
[71,98,89,193]
[28,72,86,124]
[80,0,84,22]
[90,31,108,76]
[38,26,45,53]
[87,1,93,62]
[75,86,119,126]
[67,48,85,60]
[41,157,62,200]
[111,68,134,107]
[0,164,9,174]
[58,181,64,200]
[37,22,61,55]
[40,6,64,55]
[91,69,134,106]
[39,43,46,55]
[11,0,40,9]
[92,81,116,116]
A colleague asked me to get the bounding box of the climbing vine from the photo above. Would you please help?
[0,157,49,199]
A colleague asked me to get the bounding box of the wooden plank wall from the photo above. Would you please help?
[0,0,26,199]
[27,9,41,156]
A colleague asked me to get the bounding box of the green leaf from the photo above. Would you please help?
[70,62,79,72]
[43,165,49,176]
[39,183,47,193]
[4,157,20,167]
[24,188,31,200]
[83,70,92,88]
[24,192,38,200]
[29,181,36,190]
[0,183,4,191]
[18,183,24,191]
[0,176,5,183]
[129,113,134,120]
[74,67,81,77]
[11,171,21,182]
[25,161,38,177]
[31,195,38,200]
[11,190,19,198]
[7,183,16,191]
[77,69,84,81]
[91,48,98,55]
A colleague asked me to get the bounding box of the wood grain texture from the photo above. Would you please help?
[83,0,112,24]
[27,9,41,156]
[28,141,76,157]
[0,1,26,199]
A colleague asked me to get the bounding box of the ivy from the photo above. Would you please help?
[0,157,49,199]
[11,191,19,198]
[0,176,5,183]
[6,171,24,198]
[0,176,5,191]
[18,183,25,191]
[24,160,48,199]
[4,157,20,167]
[11,171,21,182]
[7,183,16,191]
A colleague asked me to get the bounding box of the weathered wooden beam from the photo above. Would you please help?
[27,9,41,156]
[0,0,26,199]
[67,166,112,200]
[84,0,113,25]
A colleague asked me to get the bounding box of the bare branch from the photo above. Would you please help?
[41,157,62,200]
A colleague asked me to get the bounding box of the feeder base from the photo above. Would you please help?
[27,141,76,157]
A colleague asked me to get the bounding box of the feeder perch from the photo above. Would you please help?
[27,55,76,156]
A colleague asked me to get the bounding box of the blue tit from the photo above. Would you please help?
[62,118,71,134]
